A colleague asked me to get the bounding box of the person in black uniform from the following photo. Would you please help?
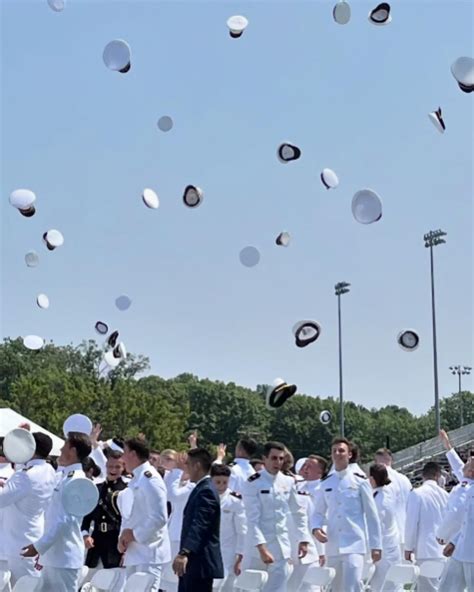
[172,448,224,592]
[81,450,128,571]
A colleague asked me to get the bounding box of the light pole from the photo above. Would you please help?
[449,365,472,426]
[335,281,350,437]
[424,229,447,434]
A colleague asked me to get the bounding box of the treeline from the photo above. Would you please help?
[0,338,472,462]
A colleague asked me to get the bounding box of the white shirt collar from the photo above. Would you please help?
[196,474,211,486]
[26,459,46,468]
[234,458,250,466]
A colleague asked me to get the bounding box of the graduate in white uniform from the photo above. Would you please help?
[0,438,14,573]
[368,463,402,592]
[0,433,56,586]
[210,463,247,591]
[437,456,474,592]
[243,441,309,592]
[439,429,466,483]
[21,431,92,592]
[229,438,258,494]
[311,437,382,592]
[404,461,449,592]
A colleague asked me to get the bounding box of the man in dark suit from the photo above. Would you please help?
[172,448,224,592]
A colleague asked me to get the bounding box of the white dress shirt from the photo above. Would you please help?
[166,468,195,543]
[386,466,412,544]
[230,458,255,494]
[373,485,400,551]
[219,489,247,568]
[437,478,473,563]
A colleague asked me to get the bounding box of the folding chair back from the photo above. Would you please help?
[234,569,269,591]
[303,566,337,586]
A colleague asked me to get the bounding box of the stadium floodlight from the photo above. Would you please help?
[449,365,472,426]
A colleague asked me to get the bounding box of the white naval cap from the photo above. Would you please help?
[103,349,121,369]
[183,185,204,208]
[266,378,297,410]
[3,428,36,464]
[277,143,301,163]
[295,457,308,474]
[62,478,100,517]
[107,330,119,348]
[157,116,174,132]
[275,231,291,247]
[142,188,159,209]
[47,0,65,11]
[115,295,132,311]
[333,0,351,24]
[428,108,446,133]
[25,251,39,268]
[9,189,36,217]
[397,329,420,351]
[293,320,321,348]
[63,413,93,437]
[43,229,64,250]
[103,40,131,73]
[36,293,50,309]
[226,15,249,38]
[23,335,44,350]
[351,189,382,224]
[368,3,392,25]
[319,410,332,425]
[320,168,339,189]
[239,246,261,267]
[450,57,474,93]
[95,321,109,335]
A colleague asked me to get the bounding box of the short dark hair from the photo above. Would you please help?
[263,441,286,457]
[211,464,232,477]
[150,449,160,456]
[423,461,441,480]
[187,448,213,473]
[124,437,150,462]
[331,437,352,451]
[106,450,123,461]
[68,432,92,461]
[370,463,391,487]
[82,456,101,478]
[375,447,393,458]
[0,437,5,457]
[349,443,360,463]
[249,457,264,469]
[33,432,53,459]
[237,438,258,457]
[307,454,328,475]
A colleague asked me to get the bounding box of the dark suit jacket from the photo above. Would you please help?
[179,476,224,579]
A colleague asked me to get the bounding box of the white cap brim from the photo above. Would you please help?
[103,40,131,73]
[63,414,93,437]
[239,246,261,267]
[62,478,100,517]
[23,335,44,350]
[3,428,36,464]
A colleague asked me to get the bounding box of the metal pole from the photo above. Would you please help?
[338,293,344,437]
[430,246,441,434]
[459,372,463,427]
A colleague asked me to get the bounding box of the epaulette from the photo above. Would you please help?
[462,481,468,487]
[67,471,75,478]
[144,471,153,478]
[228,462,235,467]
[297,490,310,496]
[354,473,367,479]
[248,472,261,482]
[230,491,242,499]
[373,491,379,498]
[320,474,331,482]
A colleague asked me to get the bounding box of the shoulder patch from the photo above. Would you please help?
[67,471,75,478]
[248,472,261,482]
[144,471,153,478]
[230,491,242,499]
[354,473,367,479]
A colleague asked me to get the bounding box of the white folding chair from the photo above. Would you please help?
[234,569,269,591]
[81,568,124,591]
[123,572,155,592]
[302,566,336,588]
[0,570,11,592]
[381,564,420,591]
[361,561,376,591]
[12,576,41,592]
[418,560,446,580]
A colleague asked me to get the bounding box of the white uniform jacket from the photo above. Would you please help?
[311,468,382,556]
[404,479,449,560]
[437,478,473,563]
[0,459,56,556]
[386,466,411,544]
[219,489,247,567]
[297,479,325,557]
[373,486,400,551]
[446,448,465,484]
[0,463,14,561]
[289,490,319,564]
[229,458,255,494]
[243,468,308,561]
[120,461,171,566]
[35,463,86,568]
[167,468,195,543]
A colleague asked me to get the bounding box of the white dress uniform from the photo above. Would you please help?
[404,480,449,592]
[34,462,87,592]
[0,462,14,572]
[311,468,382,592]
[161,468,195,591]
[119,461,171,592]
[370,486,402,592]
[229,457,255,494]
[217,488,247,591]
[445,448,465,483]
[0,459,56,585]
[243,468,309,592]
[437,478,474,592]
[386,466,411,547]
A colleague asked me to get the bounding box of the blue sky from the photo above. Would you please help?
[1,0,472,416]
